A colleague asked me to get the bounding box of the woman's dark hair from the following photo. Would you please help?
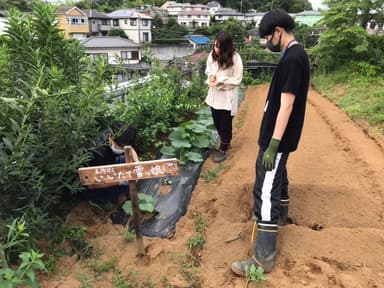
[212,31,235,69]
[259,9,295,38]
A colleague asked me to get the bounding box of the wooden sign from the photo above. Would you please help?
[78,158,178,185]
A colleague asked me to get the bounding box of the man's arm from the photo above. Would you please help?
[262,92,295,171]
[272,92,295,140]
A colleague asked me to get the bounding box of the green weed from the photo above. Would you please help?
[121,231,135,243]
[187,234,205,250]
[245,264,266,288]
[191,214,208,234]
[201,164,225,182]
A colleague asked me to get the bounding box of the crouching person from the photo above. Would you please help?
[84,121,138,211]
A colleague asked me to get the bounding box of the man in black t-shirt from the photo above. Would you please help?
[232,9,310,275]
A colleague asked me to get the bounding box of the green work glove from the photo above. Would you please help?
[262,138,280,171]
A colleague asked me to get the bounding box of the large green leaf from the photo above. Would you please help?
[194,135,210,148]
[171,138,191,148]
[185,151,203,163]
[122,201,133,216]
[187,123,206,133]
[160,145,176,156]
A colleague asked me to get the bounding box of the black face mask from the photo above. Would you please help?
[266,30,281,52]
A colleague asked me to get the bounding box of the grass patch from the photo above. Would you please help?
[312,72,384,135]
[201,163,225,182]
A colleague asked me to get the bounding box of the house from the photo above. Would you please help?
[207,1,221,15]
[142,6,168,24]
[83,9,111,36]
[108,9,152,44]
[177,10,210,28]
[162,2,209,16]
[0,10,7,35]
[294,10,323,27]
[184,34,211,50]
[56,6,88,39]
[81,36,150,82]
[213,8,244,23]
[81,36,141,65]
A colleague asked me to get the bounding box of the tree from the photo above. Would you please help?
[0,0,31,11]
[0,1,112,239]
[311,0,384,75]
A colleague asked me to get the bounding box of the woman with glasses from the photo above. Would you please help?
[205,31,243,163]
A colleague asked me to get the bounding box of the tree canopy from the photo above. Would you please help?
[312,0,384,76]
[70,0,313,13]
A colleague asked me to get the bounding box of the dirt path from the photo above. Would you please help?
[41,85,384,288]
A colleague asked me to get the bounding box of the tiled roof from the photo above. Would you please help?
[108,9,152,19]
[178,10,210,16]
[56,6,85,15]
[81,36,140,48]
[83,9,110,19]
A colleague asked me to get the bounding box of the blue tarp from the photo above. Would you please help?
[184,35,211,45]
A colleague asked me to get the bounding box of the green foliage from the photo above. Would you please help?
[121,231,135,243]
[122,193,156,216]
[312,0,384,76]
[201,163,225,182]
[245,264,266,287]
[312,72,384,134]
[0,219,46,288]
[0,0,31,11]
[192,214,208,234]
[152,16,188,41]
[160,108,214,165]
[108,28,128,38]
[187,234,205,250]
[0,249,46,288]
[113,62,205,155]
[0,0,113,252]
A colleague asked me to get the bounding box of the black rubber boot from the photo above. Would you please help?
[254,230,277,272]
[231,230,277,276]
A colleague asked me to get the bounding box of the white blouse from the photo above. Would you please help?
[205,51,243,115]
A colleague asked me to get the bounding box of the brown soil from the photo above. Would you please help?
[40,85,384,288]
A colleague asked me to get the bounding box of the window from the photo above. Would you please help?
[142,19,149,26]
[67,17,87,25]
[130,19,137,26]
[88,53,108,61]
[121,51,139,60]
[143,32,149,42]
[101,19,109,25]
[121,51,131,59]
[113,19,119,26]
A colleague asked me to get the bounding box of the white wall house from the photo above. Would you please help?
[213,9,244,23]
[81,36,141,65]
[207,1,221,15]
[108,9,152,44]
[177,10,210,28]
[163,2,209,16]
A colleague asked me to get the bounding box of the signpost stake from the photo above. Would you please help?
[124,146,145,256]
